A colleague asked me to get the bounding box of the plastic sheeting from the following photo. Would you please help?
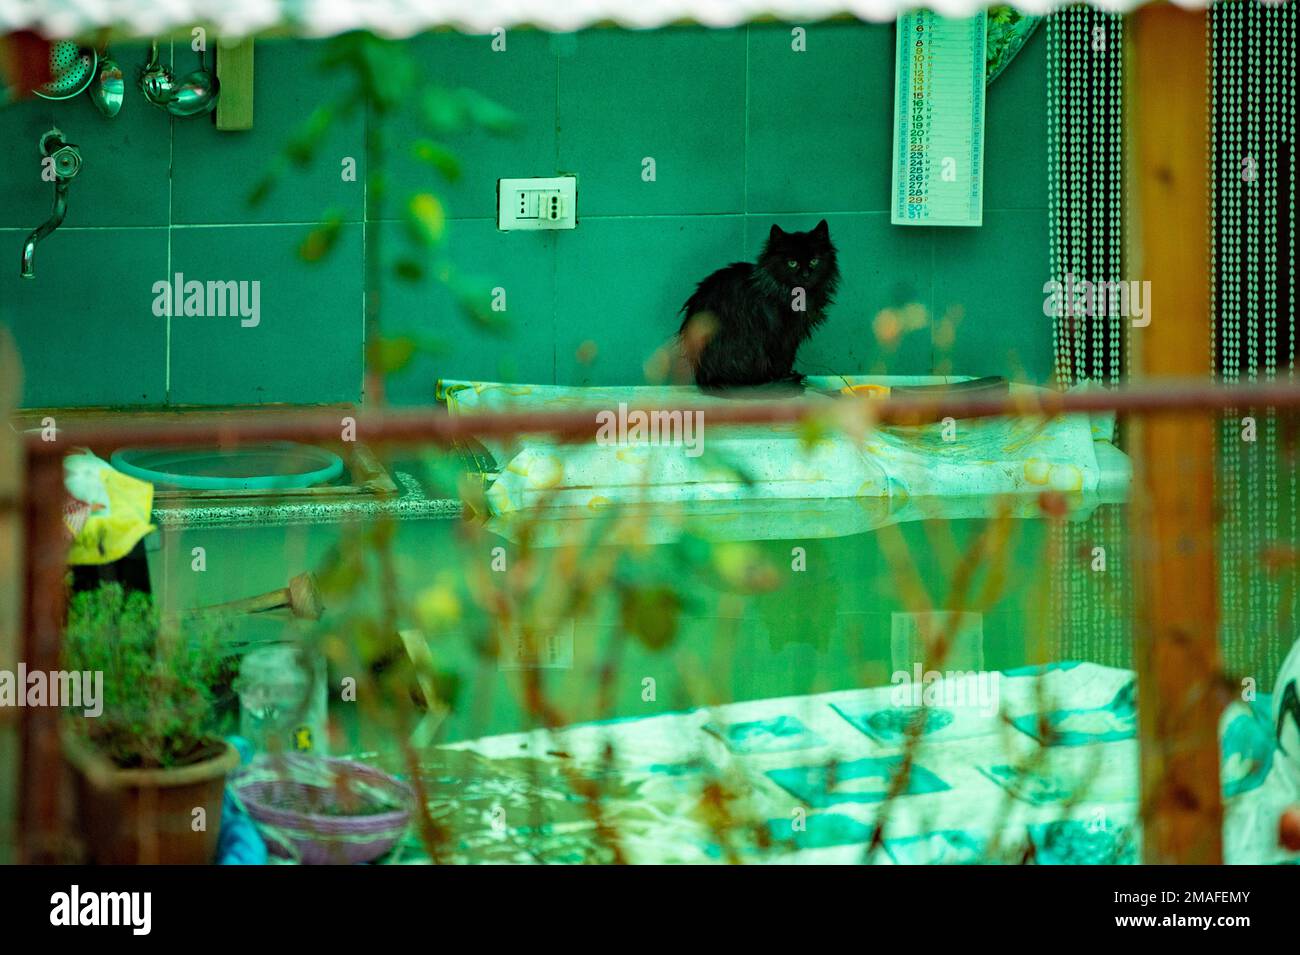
[439,376,1131,545]
[435,660,1298,864]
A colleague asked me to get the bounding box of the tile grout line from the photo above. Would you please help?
[743,22,750,240]
[553,42,561,386]
[362,85,370,405]
[164,40,174,403]
[0,206,1049,234]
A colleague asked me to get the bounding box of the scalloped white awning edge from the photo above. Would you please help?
[0,0,1209,41]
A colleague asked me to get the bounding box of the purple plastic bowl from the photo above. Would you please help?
[233,755,414,865]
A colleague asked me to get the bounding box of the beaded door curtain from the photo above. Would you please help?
[1211,0,1298,680]
[1048,1,1298,679]
[1047,7,1132,667]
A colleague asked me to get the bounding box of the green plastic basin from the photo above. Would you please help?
[110,442,344,491]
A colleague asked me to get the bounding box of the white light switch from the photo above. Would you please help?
[498,176,577,230]
[498,620,575,669]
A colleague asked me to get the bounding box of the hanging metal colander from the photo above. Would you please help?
[33,41,98,100]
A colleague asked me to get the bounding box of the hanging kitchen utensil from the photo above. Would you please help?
[33,40,97,100]
[138,40,175,108]
[89,47,123,116]
[139,41,220,117]
[165,46,219,117]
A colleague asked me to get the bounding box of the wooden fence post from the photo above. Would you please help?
[1127,4,1224,864]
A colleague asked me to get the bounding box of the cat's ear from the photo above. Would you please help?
[812,219,830,239]
[769,224,786,242]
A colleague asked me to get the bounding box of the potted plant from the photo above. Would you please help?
[62,584,239,864]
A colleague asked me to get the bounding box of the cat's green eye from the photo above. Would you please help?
[810,258,820,268]
[787,260,798,269]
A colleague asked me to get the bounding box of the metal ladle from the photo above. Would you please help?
[165,47,220,117]
[138,40,175,107]
[139,41,220,117]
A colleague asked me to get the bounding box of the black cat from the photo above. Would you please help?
[678,220,840,391]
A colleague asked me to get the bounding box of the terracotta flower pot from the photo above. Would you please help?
[63,733,240,864]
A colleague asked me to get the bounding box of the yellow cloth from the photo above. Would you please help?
[63,451,155,565]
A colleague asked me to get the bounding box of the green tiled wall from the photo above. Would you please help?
[388,22,1051,400]
[0,40,366,409]
[0,23,1050,408]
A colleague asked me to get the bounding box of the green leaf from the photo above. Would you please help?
[366,171,390,206]
[447,273,510,334]
[373,335,417,373]
[797,414,832,450]
[298,212,345,263]
[455,88,519,134]
[620,585,681,652]
[359,38,414,112]
[393,257,425,282]
[421,87,468,134]
[246,171,278,208]
[285,104,337,167]
[405,193,446,246]
[411,139,462,182]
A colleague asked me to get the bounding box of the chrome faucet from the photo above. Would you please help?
[20,129,83,279]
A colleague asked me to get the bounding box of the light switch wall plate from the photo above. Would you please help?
[497,176,578,230]
[498,619,575,669]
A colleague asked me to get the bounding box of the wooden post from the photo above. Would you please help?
[0,332,21,863]
[1127,6,1223,863]
[19,451,70,863]
[215,37,255,131]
